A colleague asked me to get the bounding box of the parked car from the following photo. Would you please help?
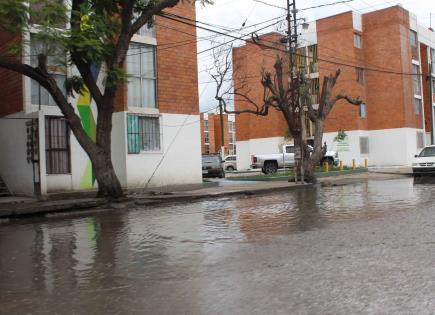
[251,144,339,174]
[202,154,225,178]
[224,155,237,171]
[412,145,435,175]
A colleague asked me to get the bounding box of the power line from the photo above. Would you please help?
[161,11,426,77]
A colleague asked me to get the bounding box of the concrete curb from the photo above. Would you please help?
[132,182,312,205]
[0,199,107,219]
[0,183,312,219]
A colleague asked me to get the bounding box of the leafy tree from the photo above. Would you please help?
[0,0,211,198]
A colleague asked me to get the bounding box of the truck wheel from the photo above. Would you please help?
[321,157,334,167]
[263,161,278,174]
[226,166,235,171]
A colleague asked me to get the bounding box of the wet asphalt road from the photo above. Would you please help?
[1,177,435,314]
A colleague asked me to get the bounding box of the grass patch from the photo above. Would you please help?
[227,167,368,181]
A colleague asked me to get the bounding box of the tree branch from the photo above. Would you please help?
[70,0,104,105]
[0,57,97,155]
[131,0,179,36]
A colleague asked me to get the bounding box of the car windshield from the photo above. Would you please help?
[202,155,220,163]
[419,147,435,157]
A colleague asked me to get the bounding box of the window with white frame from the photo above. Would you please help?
[127,114,161,153]
[410,30,418,47]
[359,103,367,118]
[360,136,369,154]
[412,64,421,96]
[133,14,156,38]
[414,98,422,115]
[356,67,364,84]
[30,0,66,28]
[417,131,424,149]
[30,36,67,106]
[228,121,236,155]
[432,80,435,101]
[127,43,157,108]
[354,33,362,48]
[431,48,435,74]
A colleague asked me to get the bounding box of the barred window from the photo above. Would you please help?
[127,43,157,108]
[127,115,161,153]
[45,116,70,174]
[412,64,421,95]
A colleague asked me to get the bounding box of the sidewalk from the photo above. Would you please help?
[0,171,410,219]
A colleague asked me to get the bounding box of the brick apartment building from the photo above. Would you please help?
[233,5,435,170]
[200,113,236,156]
[0,2,202,196]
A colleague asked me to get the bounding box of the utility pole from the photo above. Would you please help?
[218,103,225,159]
[286,0,304,183]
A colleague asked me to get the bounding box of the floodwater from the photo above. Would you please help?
[2,177,435,314]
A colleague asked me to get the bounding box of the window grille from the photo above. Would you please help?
[127,114,161,153]
[45,116,71,174]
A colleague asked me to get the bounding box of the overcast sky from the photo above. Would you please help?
[195,0,435,112]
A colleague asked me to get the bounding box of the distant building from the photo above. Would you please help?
[200,113,236,156]
[233,6,435,170]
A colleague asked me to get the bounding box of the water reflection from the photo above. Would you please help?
[0,177,433,313]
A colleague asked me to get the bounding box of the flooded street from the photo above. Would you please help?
[2,177,435,314]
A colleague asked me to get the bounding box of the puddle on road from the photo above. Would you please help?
[1,177,434,313]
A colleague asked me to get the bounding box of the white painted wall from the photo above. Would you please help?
[125,113,202,189]
[324,128,426,167]
[300,21,317,45]
[236,136,286,170]
[111,112,128,187]
[0,112,38,196]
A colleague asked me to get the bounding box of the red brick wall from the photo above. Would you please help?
[0,32,23,117]
[233,33,288,142]
[317,11,368,133]
[156,2,199,115]
[115,2,199,114]
[362,6,422,130]
[318,6,423,132]
[211,113,229,153]
[200,114,218,154]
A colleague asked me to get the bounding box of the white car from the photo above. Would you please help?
[224,155,237,171]
[412,145,435,175]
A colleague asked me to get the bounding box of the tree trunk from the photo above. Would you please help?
[91,100,124,199]
[288,133,317,183]
[92,151,123,198]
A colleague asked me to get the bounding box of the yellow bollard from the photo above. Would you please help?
[339,160,343,172]
[364,159,368,168]
[352,159,356,170]
[323,161,329,173]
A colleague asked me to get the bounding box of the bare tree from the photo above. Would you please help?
[210,44,362,183]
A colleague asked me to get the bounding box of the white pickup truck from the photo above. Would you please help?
[251,144,339,174]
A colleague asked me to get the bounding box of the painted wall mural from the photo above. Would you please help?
[76,66,99,189]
